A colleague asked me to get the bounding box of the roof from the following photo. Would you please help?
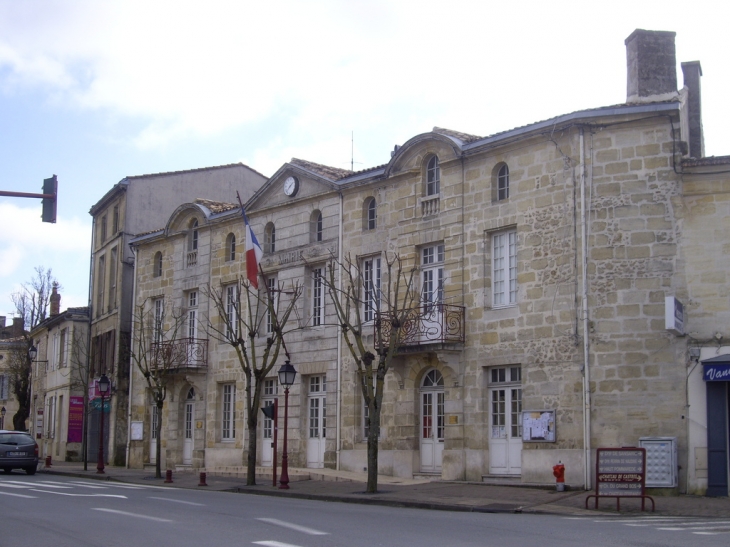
[194,199,238,214]
[125,162,267,181]
[433,127,482,144]
[290,158,353,181]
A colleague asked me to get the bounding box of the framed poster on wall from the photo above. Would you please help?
[521,410,556,442]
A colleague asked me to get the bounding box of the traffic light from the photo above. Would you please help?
[42,175,57,223]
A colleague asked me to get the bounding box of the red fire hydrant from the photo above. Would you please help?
[552,462,565,491]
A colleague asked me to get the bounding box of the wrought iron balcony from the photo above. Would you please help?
[150,338,208,370]
[375,304,465,351]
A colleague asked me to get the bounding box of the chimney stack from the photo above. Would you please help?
[12,317,24,336]
[0,316,5,329]
[50,283,61,317]
[681,61,704,158]
[625,29,678,103]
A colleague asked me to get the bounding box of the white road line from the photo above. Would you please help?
[654,520,730,527]
[3,481,72,489]
[29,489,127,498]
[149,496,204,506]
[38,480,108,489]
[0,483,32,489]
[256,518,329,536]
[70,481,156,490]
[92,508,173,522]
[659,526,730,531]
[253,542,303,547]
[694,532,724,535]
[0,491,37,499]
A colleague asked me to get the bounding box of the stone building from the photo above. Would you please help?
[88,163,267,466]
[0,316,26,430]
[123,29,729,496]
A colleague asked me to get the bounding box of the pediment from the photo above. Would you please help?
[386,132,463,178]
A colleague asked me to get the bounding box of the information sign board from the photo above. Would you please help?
[521,410,556,442]
[596,448,646,497]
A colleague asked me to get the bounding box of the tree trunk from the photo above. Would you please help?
[155,401,163,479]
[12,409,28,432]
[366,405,381,493]
[247,419,258,486]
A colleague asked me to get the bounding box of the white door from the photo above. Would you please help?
[261,379,277,467]
[182,388,194,465]
[488,366,523,475]
[306,376,326,468]
[421,245,444,341]
[420,369,444,472]
[150,405,159,463]
[186,291,198,365]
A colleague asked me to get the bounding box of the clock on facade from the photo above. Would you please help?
[283,176,299,197]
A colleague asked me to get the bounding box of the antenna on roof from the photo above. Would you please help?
[351,131,354,172]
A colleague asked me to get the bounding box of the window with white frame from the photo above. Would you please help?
[489,366,522,439]
[222,383,235,441]
[187,291,198,339]
[108,246,118,312]
[492,229,517,307]
[96,254,105,316]
[362,256,381,322]
[363,198,377,230]
[154,251,163,278]
[264,223,276,253]
[0,374,8,400]
[226,233,236,262]
[421,244,444,311]
[426,156,440,196]
[262,379,277,440]
[497,164,510,201]
[153,298,164,343]
[265,277,277,334]
[225,284,238,338]
[312,267,324,327]
[311,210,323,242]
[59,328,68,368]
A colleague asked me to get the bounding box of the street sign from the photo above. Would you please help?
[90,398,111,413]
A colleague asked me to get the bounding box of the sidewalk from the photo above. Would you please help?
[41,461,730,518]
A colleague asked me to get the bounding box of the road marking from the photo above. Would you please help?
[0,483,32,489]
[29,489,127,498]
[659,525,730,531]
[0,491,38,499]
[92,508,173,522]
[253,542,303,547]
[256,518,328,536]
[3,480,72,489]
[70,481,158,490]
[149,496,204,506]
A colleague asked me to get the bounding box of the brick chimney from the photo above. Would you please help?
[0,316,5,329]
[681,61,704,158]
[50,283,61,317]
[12,317,24,336]
[625,29,678,103]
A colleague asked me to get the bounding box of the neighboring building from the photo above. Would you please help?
[88,163,267,466]
[29,287,89,461]
[125,29,730,497]
[0,316,25,430]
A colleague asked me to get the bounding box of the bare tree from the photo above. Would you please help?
[68,327,92,469]
[323,253,419,493]
[9,267,58,430]
[205,275,301,486]
[129,298,187,479]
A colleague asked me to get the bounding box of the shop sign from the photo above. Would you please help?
[703,362,730,382]
[664,297,684,335]
[67,396,84,442]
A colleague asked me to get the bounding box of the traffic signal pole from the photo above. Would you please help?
[0,174,58,223]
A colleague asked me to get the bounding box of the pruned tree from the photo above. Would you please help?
[205,275,301,486]
[9,267,58,431]
[129,297,187,479]
[68,327,93,469]
[323,253,419,493]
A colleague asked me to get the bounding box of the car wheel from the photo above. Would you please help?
[2,468,11,474]
[24,466,37,476]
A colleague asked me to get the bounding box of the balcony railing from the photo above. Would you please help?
[420,195,440,217]
[375,304,465,349]
[187,250,198,267]
[150,338,208,370]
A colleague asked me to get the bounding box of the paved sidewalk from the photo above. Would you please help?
[40,461,730,518]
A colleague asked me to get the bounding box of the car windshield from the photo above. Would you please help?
[0,433,33,445]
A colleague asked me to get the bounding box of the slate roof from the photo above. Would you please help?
[290,158,353,181]
[433,127,482,144]
[195,199,238,214]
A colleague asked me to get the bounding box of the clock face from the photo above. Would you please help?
[283,176,299,196]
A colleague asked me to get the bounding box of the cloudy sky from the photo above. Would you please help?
[1,0,728,318]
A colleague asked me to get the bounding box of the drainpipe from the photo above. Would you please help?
[125,243,138,468]
[580,127,592,490]
[336,191,343,470]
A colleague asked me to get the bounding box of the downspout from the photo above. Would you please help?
[336,191,343,470]
[580,127,592,490]
[125,243,138,468]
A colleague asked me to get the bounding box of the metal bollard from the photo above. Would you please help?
[164,469,173,483]
[44,455,52,468]
[198,472,208,486]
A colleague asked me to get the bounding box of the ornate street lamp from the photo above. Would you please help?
[277,360,297,490]
[96,375,110,474]
[28,345,38,361]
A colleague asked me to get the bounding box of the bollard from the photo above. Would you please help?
[552,461,566,492]
[44,455,52,468]
[164,469,173,483]
[198,472,208,487]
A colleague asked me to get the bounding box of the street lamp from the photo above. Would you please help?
[28,345,37,361]
[96,375,110,474]
[1,406,5,429]
[277,360,297,490]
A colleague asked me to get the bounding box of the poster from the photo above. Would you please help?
[67,396,84,443]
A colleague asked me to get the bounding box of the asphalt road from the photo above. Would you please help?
[1,473,729,547]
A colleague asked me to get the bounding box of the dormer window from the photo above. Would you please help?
[498,164,509,201]
[363,198,377,230]
[311,210,323,242]
[264,222,276,253]
[226,233,236,261]
[427,156,440,196]
[187,219,199,267]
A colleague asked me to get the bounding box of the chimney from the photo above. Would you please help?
[12,317,24,336]
[50,283,61,317]
[0,316,5,329]
[681,61,704,158]
[625,29,678,103]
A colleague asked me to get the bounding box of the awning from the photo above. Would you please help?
[701,354,730,381]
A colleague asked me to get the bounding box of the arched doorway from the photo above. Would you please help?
[183,388,195,465]
[420,369,444,473]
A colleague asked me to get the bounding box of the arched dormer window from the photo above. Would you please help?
[311,210,323,242]
[493,163,510,201]
[153,251,163,278]
[363,198,377,230]
[188,219,199,251]
[426,156,440,196]
[264,222,276,253]
[226,233,236,261]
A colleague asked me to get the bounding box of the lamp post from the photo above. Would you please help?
[277,360,297,490]
[28,345,37,361]
[96,375,110,474]
[1,407,5,429]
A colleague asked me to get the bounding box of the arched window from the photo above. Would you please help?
[497,164,509,201]
[188,219,199,251]
[187,387,195,400]
[422,369,444,389]
[226,233,236,261]
[264,222,276,253]
[153,251,163,278]
[311,210,323,242]
[363,198,377,230]
[426,156,440,196]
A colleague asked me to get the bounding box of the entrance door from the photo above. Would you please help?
[150,405,159,463]
[421,245,444,341]
[261,379,277,467]
[420,369,444,472]
[182,388,194,465]
[306,376,326,468]
[488,366,523,475]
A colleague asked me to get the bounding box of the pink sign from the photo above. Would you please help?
[67,396,84,443]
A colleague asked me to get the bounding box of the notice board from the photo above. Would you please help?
[596,448,646,497]
[521,410,556,442]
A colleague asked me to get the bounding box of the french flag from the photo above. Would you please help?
[242,208,262,289]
